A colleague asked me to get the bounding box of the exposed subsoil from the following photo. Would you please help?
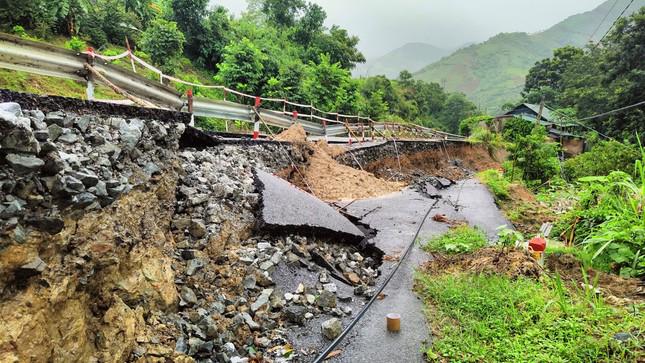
[545,253,645,304]
[273,124,404,201]
[365,143,500,182]
[422,247,542,280]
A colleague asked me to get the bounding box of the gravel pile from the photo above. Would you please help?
[167,145,383,362]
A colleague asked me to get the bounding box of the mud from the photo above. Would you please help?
[546,253,645,304]
[421,247,543,280]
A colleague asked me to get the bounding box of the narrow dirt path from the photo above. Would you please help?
[330,179,509,362]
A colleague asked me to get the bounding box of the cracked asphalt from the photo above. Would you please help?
[329,178,510,363]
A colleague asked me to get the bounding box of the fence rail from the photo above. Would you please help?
[0,33,464,141]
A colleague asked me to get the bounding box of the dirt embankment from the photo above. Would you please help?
[0,100,185,362]
[365,143,500,182]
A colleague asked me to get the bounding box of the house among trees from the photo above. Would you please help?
[495,103,586,156]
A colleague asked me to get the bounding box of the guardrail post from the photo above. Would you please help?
[187,89,194,126]
[253,97,261,139]
[361,123,365,143]
[253,120,260,139]
[85,47,95,100]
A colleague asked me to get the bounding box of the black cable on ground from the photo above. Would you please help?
[312,198,440,363]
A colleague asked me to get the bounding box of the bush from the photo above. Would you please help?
[140,19,185,74]
[64,36,86,52]
[11,25,27,37]
[478,169,510,200]
[502,117,534,142]
[562,140,640,181]
[459,115,492,136]
[509,125,560,184]
[469,126,505,157]
[424,225,488,254]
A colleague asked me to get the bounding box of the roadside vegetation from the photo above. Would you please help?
[429,12,645,358]
[417,226,645,362]
[417,271,643,362]
[0,0,480,133]
[423,225,487,254]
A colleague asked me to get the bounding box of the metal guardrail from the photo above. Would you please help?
[0,33,465,141]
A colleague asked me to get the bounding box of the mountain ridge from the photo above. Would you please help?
[413,0,645,111]
[353,42,451,79]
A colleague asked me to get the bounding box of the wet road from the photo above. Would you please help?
[331,179,510,363]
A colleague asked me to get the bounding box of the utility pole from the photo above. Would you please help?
[536,96,545,125]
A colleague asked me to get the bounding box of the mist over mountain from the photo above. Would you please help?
[353,42,451,79]
[413,0,645,111]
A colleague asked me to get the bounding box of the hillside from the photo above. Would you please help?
[354,42,450,78]
[413,0,645,111]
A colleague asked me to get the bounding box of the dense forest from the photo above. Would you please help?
[0,0,479,133]
[521,7,644,141]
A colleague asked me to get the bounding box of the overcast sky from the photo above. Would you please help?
[212,0,607,58]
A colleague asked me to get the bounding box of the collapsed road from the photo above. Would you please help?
[0,90,507,362]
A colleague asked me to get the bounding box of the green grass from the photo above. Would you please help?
[478,169,510,201]
[423,225,487,254]
[416,272,645,362]
[0,69,120,99]
[545,245,595,269]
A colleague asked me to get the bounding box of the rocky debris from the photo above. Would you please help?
[5,153,44,174]
[321,318,342,339]
[0,101,185,236]
[15,256,47,278]
[413,175,456,198]
[254,168,365,243]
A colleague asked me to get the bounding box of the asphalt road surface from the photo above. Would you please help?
[331,179,509,363]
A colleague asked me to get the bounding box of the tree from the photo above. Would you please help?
[522,46,584,106]
[437,93,477,133]
[363,90,389,119]
[302,53,352,111]
[216,37,267,94]
[509,125,560,183]
[140,19,185,73]
[171,0,207,59]
[502,117,534,142]
[261,0,305,28]
[292,2,325,46]
[196,6,231,70]
[306,25,365,70]
[598,7,645,140]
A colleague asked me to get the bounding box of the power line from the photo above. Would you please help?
[594,0,636,47]
[545,99,645,140]
[588,0,620,42]
[579,100,645,120]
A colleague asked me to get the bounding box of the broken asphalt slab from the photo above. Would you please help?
[253,168,365,243]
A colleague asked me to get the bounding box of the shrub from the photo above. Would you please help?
[502,116,534,142]
[562,140,640,181]
[509,125,560,184]
[140,19,185,74]
[423,225,487,254]
[459,115,492,136]
[65,36,86,52]
[478,169,510,200]
[11,25,27,37]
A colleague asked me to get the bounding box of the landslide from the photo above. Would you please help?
[273,124,404,201]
